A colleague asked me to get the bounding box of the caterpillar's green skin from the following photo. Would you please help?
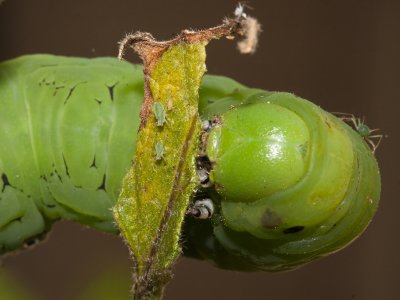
[0,55,380,272]
[185,91,380,271]
[0,55,143,252]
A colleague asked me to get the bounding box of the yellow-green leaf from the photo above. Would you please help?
[113,42,205,299]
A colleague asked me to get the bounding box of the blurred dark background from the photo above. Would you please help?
[0,0,399,299]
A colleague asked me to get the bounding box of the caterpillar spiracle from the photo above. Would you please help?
[0,54,380,271]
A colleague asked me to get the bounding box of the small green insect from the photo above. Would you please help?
[0,55,380,273]
[153,101,166,126]
[335,112,383,153]
[155,141,164,160]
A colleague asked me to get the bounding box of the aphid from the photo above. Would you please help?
[0,55,380,274]
[334,112,383,153]
[155,141,164,160]
[152,101,166,126]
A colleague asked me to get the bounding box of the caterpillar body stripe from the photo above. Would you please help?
[0,55,380,271]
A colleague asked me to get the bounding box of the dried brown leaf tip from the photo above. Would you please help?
[117,4,261,61]
[117,5,261,129]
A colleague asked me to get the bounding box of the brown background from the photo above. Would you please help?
[1,0,399,299]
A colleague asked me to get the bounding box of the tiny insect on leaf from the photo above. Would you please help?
[155,141,164,160]
[153,101,166,126]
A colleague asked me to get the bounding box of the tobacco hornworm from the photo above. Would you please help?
[0,55,380,272]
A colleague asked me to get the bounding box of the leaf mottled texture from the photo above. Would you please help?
[113,43,205,299]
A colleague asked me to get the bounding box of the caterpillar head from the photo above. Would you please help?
[184,92,380,271]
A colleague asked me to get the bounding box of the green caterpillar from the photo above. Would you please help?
[0,54,380,272]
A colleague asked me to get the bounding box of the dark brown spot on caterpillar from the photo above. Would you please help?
[53,169,63,182]
[90,156,97,168]
[97,174,106,191]
[1,173,11,192]
[283,226,304,234]
[62,154,70,177]
[64,81,87,104]
[106,82,119,101]
[0,173,22,193]
[261,209,282,229]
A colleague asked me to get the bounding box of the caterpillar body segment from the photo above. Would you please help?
[0,55,143,252]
